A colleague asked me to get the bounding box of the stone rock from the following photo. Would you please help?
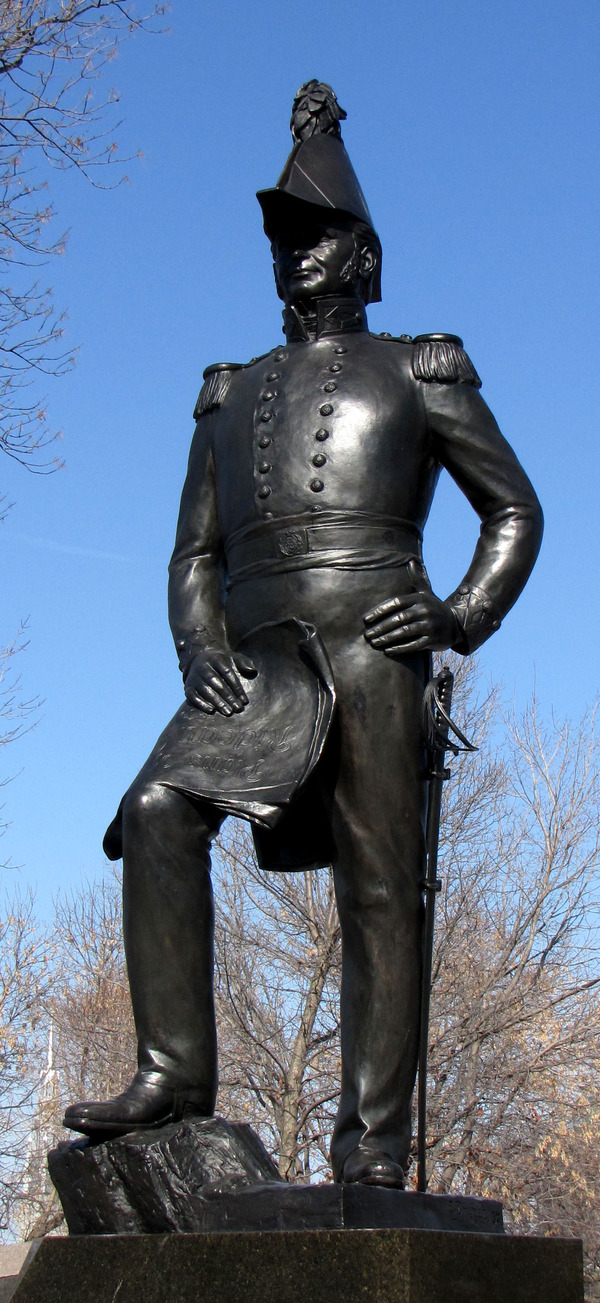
[49,1113,505,1239]
[48,1115,283,1235]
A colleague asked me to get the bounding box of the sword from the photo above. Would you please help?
[417,665,477,1194]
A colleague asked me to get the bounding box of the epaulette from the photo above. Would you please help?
[193,363,243,419]
[411,334,481,388]
[193,352,275,419]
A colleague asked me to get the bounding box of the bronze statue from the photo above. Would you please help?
[64,81,543,1189]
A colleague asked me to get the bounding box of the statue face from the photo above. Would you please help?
[272,223,362,306]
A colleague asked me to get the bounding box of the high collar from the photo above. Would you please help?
[282,296,368,343]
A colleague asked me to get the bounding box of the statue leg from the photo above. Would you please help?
[328,648,428,1186]
[63,780,225,1136]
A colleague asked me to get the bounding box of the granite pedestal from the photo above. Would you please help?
[3,1228,584,1302]
[39,1118,584,1301]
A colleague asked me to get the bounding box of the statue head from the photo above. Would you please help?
[270,206,380,309]
[257,81,382,305]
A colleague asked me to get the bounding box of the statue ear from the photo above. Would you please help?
[359,246,376,278]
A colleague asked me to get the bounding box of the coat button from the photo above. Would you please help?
[329,364,342,372]
[274,352,286,362]
[310,479,325,492]
[320,403,333,416]
[258,462,271,474]
[323,381,337,393]
[266,372,280,381]
[260,411,273,422]
[258,435,271,448]
[258,485,271,498]
[315,428,330,441]
[312,453,326,467]
[334,347,348,354]
[262,390,276,401]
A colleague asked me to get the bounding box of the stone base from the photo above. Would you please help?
[5,1229,584,1302]
[48,1116,502,1237]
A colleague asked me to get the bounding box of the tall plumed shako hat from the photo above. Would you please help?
[257,80,382,303]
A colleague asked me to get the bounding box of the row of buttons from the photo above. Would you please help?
[255,345,348,505]
[308,345,347,492]
[255,351,286,501]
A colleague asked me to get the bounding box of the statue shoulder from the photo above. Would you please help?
[371,331,414,345]
[193,351,274,419]
[411,333,482,388]
[368,331,480,387]
[193,363,242,419]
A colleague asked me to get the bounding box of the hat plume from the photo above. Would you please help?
[290,80,347,144]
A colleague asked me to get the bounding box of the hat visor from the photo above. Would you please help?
[257,189,348,242]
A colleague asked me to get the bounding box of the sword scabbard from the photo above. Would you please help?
[417,667,454,1194]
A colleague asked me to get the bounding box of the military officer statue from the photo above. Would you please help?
[64,81,543,1189]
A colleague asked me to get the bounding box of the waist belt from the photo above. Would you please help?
[225,512,423,586]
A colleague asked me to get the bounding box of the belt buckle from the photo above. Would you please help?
[276,527,309,559]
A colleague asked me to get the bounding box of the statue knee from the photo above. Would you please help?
[121,780,219,847]
[121,780,181,836]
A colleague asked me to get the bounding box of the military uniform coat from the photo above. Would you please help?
[105,311,543,871]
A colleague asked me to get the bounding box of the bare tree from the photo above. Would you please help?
[425,665,600,1296]
[0,0,166,470]
[0,887,52,1232]
[48,870,135,1108]
[6,663,600,1294]
[9,867,135,1239]
[0,623,39,863]
[213,825,341,1180]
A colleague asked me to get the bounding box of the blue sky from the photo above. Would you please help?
[2,0,599,912]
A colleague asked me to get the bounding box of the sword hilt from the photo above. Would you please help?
[422,667,478,757]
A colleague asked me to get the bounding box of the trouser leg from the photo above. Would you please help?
[328,649,428,1179]
[121,779,225,1110]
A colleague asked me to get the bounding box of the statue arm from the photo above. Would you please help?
[364,377,543,659]
[168,418,254,714]
[425,382,544,652]
[168,416,226,662]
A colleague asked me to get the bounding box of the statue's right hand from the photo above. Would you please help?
[183,648,257,716]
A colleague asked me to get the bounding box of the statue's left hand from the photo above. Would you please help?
[363,591,459,655]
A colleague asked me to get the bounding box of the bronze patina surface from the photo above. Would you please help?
[63,80,543,1191]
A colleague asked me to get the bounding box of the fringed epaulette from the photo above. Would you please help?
[412,334,481,388]
[193,363,243,419]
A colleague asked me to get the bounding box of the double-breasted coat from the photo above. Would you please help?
[104,302,543,1176]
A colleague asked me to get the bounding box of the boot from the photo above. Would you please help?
[63,782,223,1139]
[63,1069,212,1137]
[340,1144,405,1188]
